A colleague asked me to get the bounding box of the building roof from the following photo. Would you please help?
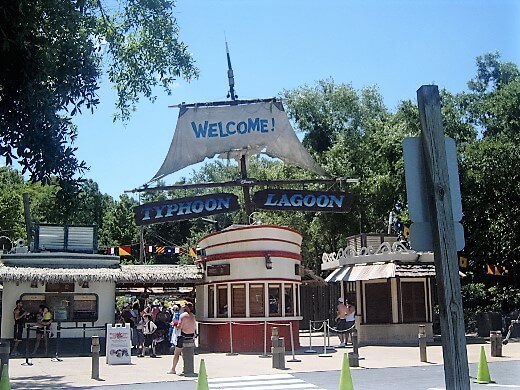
[325,262,436,282]
[0,262,202,284]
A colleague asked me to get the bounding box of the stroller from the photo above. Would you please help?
[503,312,520,345]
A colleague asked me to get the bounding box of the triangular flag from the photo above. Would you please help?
[189,247,197,257]
[119,245,131,257]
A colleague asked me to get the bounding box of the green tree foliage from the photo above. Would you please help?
[0,0,198,188]
[99,194,139,248]
[455,53,520,281]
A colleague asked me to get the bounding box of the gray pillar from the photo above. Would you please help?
[91,336,100,380]
[182,339,196,376]
[418,325,427,362]
[490,331,502,357]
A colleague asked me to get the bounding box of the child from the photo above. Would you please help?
[140,313,157,358]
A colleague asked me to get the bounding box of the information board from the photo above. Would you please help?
[106,323,132,365]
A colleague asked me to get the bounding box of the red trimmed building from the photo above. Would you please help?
[194,224,302,353]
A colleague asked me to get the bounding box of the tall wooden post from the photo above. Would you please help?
[417,85,470,389]
[23,193,32,249]
[240,155,253,222]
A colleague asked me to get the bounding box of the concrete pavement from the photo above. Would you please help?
[7,338,520,389]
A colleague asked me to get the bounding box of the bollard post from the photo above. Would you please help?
[91,336,100,380]
[271,327,285,369]
[418,325,427,362]
[182,338,196,376]
[352,328,359,356]
[490,331,502,357]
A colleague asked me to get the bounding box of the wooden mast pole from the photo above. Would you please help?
[226,40,253,221]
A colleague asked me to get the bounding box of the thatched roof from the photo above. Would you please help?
[119,265,201,284]
[0,263,202,284]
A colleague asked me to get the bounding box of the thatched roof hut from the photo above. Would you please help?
[0,253,202,285]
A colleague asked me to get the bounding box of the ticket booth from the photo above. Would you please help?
[195,224,303,353]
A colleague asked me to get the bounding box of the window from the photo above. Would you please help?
[268,284,281,317]
[231,284,246,317]
[364,282,392,324]
[249,284,265,317]
[284,284,294,315]
[208,285,215,318]
[21,293,98,322]
[217,285,228,318]
[401,281,426,322]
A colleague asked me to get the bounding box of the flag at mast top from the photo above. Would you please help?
[226,40,237,101]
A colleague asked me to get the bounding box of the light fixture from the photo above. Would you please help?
[31,280,38,288]
[81,281,89,288]
[264,253,272,269]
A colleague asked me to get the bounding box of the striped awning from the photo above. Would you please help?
[325,262,436,282]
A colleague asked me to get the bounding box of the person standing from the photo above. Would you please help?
[132,302,144,351]
[336,297,349,347]
[344,301,356,344]
[32,305,52,355]
[167,302,196,374]
[12,300,28,355]
[140,313,158,358]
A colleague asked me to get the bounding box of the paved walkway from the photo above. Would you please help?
[7,340,520,389]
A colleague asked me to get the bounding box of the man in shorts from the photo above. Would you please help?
[167,302,196,374]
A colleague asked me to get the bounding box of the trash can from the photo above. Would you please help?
[476,312,502,337]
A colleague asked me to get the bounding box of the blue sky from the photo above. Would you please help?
[71,0,520,199]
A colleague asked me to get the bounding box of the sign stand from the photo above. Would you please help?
[105,323,131,365]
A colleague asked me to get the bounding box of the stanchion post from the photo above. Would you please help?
[91,336,100,380]
[226,322,237,356]
[418,324,427,362]
[51,322,63,362]
[305,321,316,354]
[22,325,33,366]
[319,320,331,357]
[259,321,270,358]
[287,322,301,362]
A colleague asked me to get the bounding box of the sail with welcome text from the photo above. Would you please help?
[150,99,328,182]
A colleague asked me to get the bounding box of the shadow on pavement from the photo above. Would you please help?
[11,374,78,389]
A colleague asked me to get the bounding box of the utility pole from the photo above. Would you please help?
[417,85,470,390]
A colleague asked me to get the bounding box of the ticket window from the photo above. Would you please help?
[21,293,98,322]
[231,284,246,317]
[284,284,294,316]
[268,284,281,317]
[217,285,228,318]
[249,284,265,317]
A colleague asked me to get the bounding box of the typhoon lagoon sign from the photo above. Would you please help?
[134,193,239,226]
[253,190,351,213]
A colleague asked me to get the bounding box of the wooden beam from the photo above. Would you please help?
[417,85,470,389]
[125,177,357,194]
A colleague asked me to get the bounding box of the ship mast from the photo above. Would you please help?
[226,41,253,221]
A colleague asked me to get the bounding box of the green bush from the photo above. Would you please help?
[461,283,520,332]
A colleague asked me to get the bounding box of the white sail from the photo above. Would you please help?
[150,100,328,182]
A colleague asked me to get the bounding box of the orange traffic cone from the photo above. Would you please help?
[474,346,494,384]
[197,359,209,390]
[339,353,354,389]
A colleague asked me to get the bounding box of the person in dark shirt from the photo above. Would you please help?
[12,300,28,355]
